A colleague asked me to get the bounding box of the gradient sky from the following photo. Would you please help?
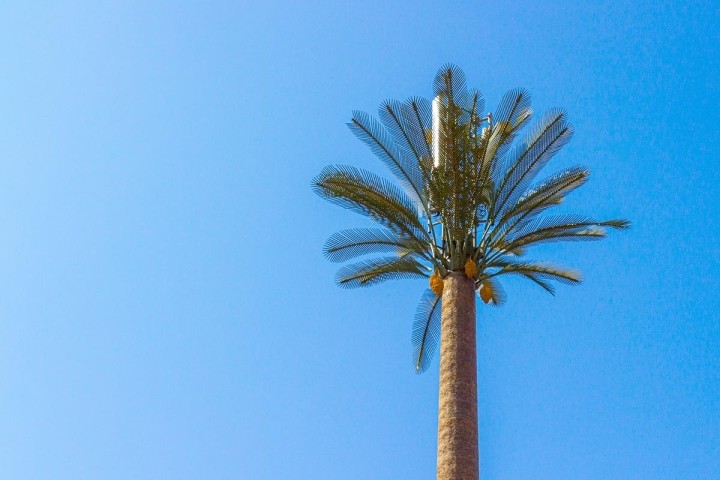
[0,1,718,479]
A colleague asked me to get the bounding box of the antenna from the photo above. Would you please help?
[432,95,441,168]
[429,95,443,244]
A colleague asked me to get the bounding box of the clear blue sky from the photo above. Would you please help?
[0,1,717,479]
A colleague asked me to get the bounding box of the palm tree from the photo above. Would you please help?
[312,65,628,480]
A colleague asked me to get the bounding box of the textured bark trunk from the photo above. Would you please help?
[436,272,478,480]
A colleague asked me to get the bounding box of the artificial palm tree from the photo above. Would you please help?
[312,65,628,480]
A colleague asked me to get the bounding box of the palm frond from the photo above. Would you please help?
[492,109,574,219]
[404,96,433,160]
[433,64,472,112]
[488,167,590,244]
[335,256,428,289]
[411,289,442,373]
[312,165,428,242]
[324,228,429,263]
[600,219,630,229]
[349,110,427,206]
[379,99,432,177]
[484,88,532,169]
[499,215,628,250]
[494,88,533,127]
[489,261,582,286]
[466,89,486,120]
[518,272,557,295]
[509,214,601,236]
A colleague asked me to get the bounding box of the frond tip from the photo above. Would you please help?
[311,165,427,243]
[412,290,442,373]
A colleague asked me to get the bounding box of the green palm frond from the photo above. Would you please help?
[501,216,629,251]
[433,64,474,112]
[404,96,434,160]
[411,289,442,373]
[312,165,429,243]
[488,260,582,286]
[484,88,532,170]
[486,167,591,245]
[349,110,427,206]
[324,228,430,263]
[517,271,560,295]
[335,256,428,289]
[378,99,434,180]
[491,109,574,220]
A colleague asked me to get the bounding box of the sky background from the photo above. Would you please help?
[0,1,718,479]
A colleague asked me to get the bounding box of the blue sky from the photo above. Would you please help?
[0,1,717,479]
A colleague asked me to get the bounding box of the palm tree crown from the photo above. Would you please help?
[313,65,628,373]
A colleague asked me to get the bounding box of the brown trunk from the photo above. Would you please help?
[436,272,478,480]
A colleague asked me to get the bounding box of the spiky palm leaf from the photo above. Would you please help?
[335,256,427,289]
[324,228,430,263]
[312,165,430,244]
[412,290,442,373]
[349,110,427,206]
[313,64,628,373]
[491,109,574,220]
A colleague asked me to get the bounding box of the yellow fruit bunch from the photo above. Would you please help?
[428,258,478,297]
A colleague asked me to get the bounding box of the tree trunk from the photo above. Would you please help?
[436,272,478,480]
